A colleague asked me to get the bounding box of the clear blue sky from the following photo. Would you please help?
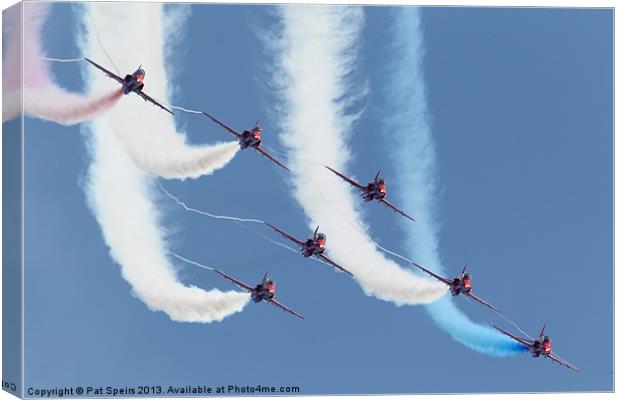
[21,4,612,394]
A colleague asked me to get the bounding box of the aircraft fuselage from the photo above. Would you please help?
[449,275,472,296]
[301,239,326,257]
[363,181,387,201]
[529,337,552,357]
[251,281,275,303]
[122,70,145,95]
[239,128,262,149]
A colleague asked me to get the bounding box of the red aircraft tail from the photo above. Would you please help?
[461,264,468,275]
[539,323,547,338]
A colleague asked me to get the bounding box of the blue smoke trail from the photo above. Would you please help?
[384,7,526,356]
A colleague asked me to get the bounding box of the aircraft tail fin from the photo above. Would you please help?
[461,264,468,275]
[539,323,547,337]
[375,169,381,181]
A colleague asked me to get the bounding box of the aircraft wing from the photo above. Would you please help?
[324,165,366,190]
[136,90,174,115]
[202,112,242,139]
[212,269,254,293]
[465,291,502,314]
[547,353,580,372]
[411,262,452,286]
[268,298,304,319]
[493,325,533,348]
[254,146,291,173]
[318,254,354,276]
[379,198,416,222]
[264,223,304,246]
[84,57,124,84]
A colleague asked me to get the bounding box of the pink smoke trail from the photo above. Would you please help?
[22,86,123,126]
[2,2,121,124]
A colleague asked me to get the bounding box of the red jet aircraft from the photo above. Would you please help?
[203,112,290,172]
[494,324,580,372]
[412,263,501,313]
[213,269,303,319]
[84,58,174,115]
[324,165,415,222]
[265,223,353,276]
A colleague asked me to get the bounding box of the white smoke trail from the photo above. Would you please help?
[159,185,265,223]
[158,186,337,267]
[269,5,445,305]
[260,146,432,269]
[79,3,250,323]
[170,253,216,272]
[2,3,122,124]
[84,122,249,322]
[169,105,204,114]
[79,2,239,180]
[41,57,86,62]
